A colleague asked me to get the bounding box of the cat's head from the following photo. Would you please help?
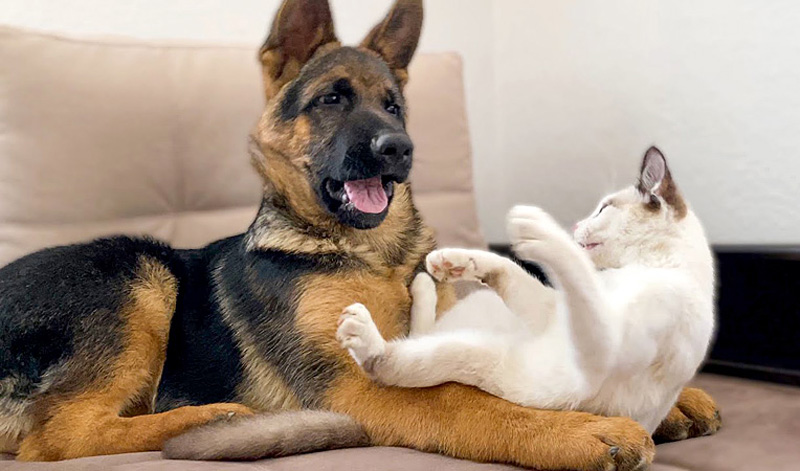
[573,147,690,269]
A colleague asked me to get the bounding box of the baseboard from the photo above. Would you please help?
[701,360,800,386]
[488,244,800,386]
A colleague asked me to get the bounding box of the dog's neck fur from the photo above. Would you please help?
[245,145,435,276]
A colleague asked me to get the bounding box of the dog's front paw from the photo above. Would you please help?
[337,303,387,372]
[580,416,655,471]
[507,205,572,263]
[426,248,485,282]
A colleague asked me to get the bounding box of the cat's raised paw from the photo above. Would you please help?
[507,205,571,262]
[426,249,485,282]
[507,205,564,241]
[337,303,387,370]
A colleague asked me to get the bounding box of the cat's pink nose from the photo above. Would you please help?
[572,223,579,232]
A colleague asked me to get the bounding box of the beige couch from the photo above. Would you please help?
[1,26,799,471]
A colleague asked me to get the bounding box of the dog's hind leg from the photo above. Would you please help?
[16,257,251,461]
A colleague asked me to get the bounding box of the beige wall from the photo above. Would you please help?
[492,0,800,245]
[6,0,800,244]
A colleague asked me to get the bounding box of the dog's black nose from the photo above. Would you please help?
[372,132,413,162]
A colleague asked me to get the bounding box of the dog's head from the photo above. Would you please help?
[252,0,423,230]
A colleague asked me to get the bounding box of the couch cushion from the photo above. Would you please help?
[4,374,797,470]
[655,374,800,471]
[0,448,685,471]
[0,26,484,266]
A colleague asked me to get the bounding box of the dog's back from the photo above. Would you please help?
[0,236,180,454]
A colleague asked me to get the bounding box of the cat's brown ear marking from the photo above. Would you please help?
[360,0,423,89]
[259,0,340,100]
[637,146,687,219]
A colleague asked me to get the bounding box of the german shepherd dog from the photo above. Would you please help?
[0,0,720,468]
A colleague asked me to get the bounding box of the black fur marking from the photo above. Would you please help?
[279,78,305,121]
[155,235,348,410]
[213,246,344,408]
[0,237,175,406]
[155,236,246,411]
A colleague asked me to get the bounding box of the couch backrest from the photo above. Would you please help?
[0,26,484,266]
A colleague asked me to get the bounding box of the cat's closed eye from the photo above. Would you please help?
[597,203,611,215]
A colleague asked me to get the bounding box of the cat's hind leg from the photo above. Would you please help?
[337,303,507,393]
[337,303,388,373]
[409,273,438,336]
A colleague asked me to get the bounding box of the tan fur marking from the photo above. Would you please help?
[16,257,252,461]
[235,350,302,412]
[654,387,721,442]
[325,374,653,470]
[675,387,721,437]
[1,377,36,453]
[296,273,412,357]
[652,405,692,442]
[435,281,457,316]
[659,176,688,220]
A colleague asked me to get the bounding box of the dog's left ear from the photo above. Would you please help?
[260,0,340,101]
[361,0,423,88]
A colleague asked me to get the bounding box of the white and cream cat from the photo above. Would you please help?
[336,147,715,433]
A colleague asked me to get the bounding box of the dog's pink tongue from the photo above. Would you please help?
[344,177,388,214]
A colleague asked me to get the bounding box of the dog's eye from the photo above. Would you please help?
[385,103,401,116]
[315,93,342,106]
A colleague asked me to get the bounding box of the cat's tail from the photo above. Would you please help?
[162,410,370,461]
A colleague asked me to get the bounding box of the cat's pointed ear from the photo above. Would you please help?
[637,146,668,194]
[360,0,423,88]
[259,0,340,100]
[637,146,687,218]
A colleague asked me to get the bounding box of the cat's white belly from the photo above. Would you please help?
[432,288,532,335]
[580,371,681,433]
[433,290,591,410]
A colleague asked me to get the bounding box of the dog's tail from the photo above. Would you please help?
[162,410,369,461]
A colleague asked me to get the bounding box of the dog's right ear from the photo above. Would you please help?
[259,0,339,101]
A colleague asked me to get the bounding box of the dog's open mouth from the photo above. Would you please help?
[325,176,396,215]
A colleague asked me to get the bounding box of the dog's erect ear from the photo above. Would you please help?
[361,0,423,87]
[259,0,339,100]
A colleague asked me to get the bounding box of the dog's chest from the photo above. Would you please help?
[296,270,412,347]
[359,273,412,340]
